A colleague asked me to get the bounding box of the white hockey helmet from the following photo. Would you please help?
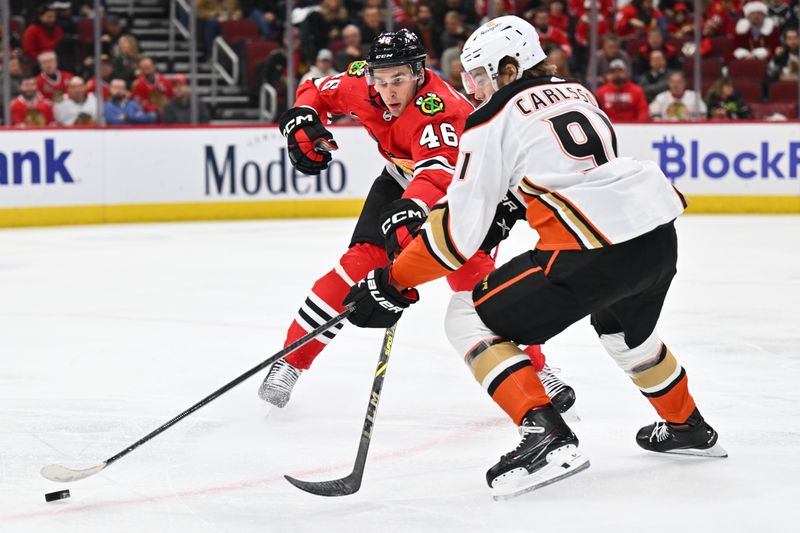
[460,15,547,94]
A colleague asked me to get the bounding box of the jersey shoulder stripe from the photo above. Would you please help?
[464,76,587,132]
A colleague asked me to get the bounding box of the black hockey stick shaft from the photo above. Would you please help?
[284,323,396,496]
[41,307,353,482]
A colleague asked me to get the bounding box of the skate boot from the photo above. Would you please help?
[538,364,577,415]
[486,405,590,500]
[257,359,303,408]
[636,408,727,458]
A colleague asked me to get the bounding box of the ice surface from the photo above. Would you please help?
[1,216,798,532]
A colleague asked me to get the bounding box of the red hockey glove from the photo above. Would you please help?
[344,267,419,328]
[279,106,338,175]
[379,198,428,260]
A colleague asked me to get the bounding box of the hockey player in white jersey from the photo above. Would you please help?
[342,16,726,500]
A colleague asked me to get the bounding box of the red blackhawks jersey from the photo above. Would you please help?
[294,61,474,208]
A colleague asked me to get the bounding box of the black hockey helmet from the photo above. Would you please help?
[365,29,427,84]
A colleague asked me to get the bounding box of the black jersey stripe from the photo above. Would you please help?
[304,299,344,331]
[420,228,458,271]
[533,196,588,250]
[487,360,533,397]
[464,337,507,366]
[672,185,688,208]
[641,367,687,398]
[551,191,612,246]
[441,207,468,264]
[298,308,337,339]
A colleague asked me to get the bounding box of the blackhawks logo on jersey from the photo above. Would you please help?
[415,92,444,116]
[347,61,367,77]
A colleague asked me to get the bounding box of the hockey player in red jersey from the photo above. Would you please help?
[257,29,576,413]
[344,16,726,499]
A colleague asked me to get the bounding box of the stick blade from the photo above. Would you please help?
[41,462,107,482]
[284,473,361,497]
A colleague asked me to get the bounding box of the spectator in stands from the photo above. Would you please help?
[446,57,465,94]
[639,49,673,102]
[53,76,97,126]
[434,0,478,27]
[666,2,694,39]
[163,75,211,124]
[3,56,26,97]
[131,57,174,114]
[703,0,737,41]
[529,7,572,58]
[475,0,511,23]
[705,76,752,119]
[634,27,680,76]
[334,24,365,71]
[440,11,468,56]
[303,0,350,62]
[615,0,665,38]
[767,0,795,32]
[101,14,125,56]
[300,48,337,84]
[548,1,570,33]
[197,0,243,58]
[22,5,63,62]
[240,0,279,37]
[591,34,632,85]
[650,71,707,120]
[412,4,438,64]
[574,3,611,69]
[733,1,780,60]
[359,6,385,46]
[597,59,649,121]
[112,34,140,85]
[10,76,54,126]
[36,51,72,103]
[252,27,305,115]
[104,78,157,125]
[548,48,575,79]
[768,28,799,80]
[87,54,112,100]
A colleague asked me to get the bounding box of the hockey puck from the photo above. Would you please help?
[45,489,70,502]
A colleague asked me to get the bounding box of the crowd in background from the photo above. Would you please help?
[1,0,798,127]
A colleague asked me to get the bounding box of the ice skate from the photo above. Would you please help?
[257,359,303,408]
[486,405,590,500]
[538,364,578,419]
[636,408,727,458]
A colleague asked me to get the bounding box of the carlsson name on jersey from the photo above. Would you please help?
[415,92,444,116]
[366,278,404,313]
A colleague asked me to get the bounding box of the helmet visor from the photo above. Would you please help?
[461,66,494,95]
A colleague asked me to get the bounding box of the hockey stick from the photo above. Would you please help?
[284,323,397,496]
[40,307,353,483]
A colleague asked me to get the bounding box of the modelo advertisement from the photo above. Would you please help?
[0,127,385,209]
[0,124,797,217]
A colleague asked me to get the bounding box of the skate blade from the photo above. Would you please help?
[663,443,728,458]
[491,448,590,501]
[561,405,581,423]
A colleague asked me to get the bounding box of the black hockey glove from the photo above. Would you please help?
[278,106,338,175]
[479,192,527,252]
[344,267,419,328]
[379,198,428,260]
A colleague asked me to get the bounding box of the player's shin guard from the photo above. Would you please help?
[284,243,387,369]
[599,330,697,424]
[445,292,550,424]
